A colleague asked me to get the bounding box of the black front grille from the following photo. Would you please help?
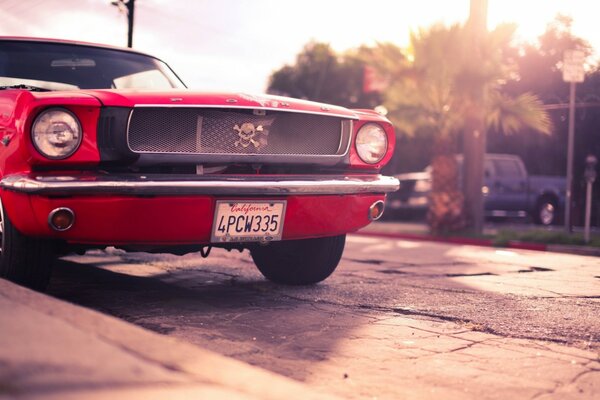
[127,108,348,156]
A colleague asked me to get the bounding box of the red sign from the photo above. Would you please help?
[363,66,387,93]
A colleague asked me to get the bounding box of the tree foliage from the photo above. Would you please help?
[267,42,380,109]
[505,15,592,101]
[265,15,600,226]
[478,15,596,181]
[491,15,600,225]
[368,23,551,232]
[374,24,551,139]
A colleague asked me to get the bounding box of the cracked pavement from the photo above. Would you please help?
[42,234,600,399]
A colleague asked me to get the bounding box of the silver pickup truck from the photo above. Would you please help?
[386,154,566,225]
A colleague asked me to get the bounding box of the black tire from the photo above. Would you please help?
[0,201,54,291]
[534,196,558,226]
[250,235,346,285]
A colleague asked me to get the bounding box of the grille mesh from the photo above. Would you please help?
[127,108,345,156]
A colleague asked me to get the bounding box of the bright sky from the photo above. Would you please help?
[1,0,598,93]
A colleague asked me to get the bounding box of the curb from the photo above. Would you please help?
[0,279,340,400]
[355,230,599,256]
[355,230,493,247]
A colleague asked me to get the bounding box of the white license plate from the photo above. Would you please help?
[211,201,286,243]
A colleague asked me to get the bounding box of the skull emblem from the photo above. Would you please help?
[233,122,264,148]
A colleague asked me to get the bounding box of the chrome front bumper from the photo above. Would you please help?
[0,174,399,196]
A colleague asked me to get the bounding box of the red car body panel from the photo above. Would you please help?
[1,91,102,171]
[0,37,398,250]
[3,89,395,171]
[3,190,382,245]
[81,90,358,116]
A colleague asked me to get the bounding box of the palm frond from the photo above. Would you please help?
[486,92,553,135]
[370,23,551,141]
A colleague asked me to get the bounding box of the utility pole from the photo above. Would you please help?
[111,0,135,48]
[565,80,576,231]
[463,0,488,234]
[562,49,585,232]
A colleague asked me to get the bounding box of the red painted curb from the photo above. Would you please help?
[506,241,547,251]
[354,230,597,256]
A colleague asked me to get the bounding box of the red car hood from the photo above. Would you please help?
[78,90,359,119]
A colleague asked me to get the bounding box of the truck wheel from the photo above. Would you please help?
[534,197,558,226]
[0,201,54,291]
[250,235,346,285]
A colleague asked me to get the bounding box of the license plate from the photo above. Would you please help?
[211,201,286,243]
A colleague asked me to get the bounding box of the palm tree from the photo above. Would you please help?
[370,24,551,233]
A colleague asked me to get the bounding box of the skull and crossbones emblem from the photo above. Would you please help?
[233,122,264,148]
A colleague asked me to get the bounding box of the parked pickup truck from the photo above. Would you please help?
[386,154,566,225]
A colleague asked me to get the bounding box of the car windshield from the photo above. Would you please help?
[0,40,186,90]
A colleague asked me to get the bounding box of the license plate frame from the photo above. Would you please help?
[211,200,287,243]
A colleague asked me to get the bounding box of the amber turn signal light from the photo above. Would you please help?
[48,208,75,231]
[368,200,385,221]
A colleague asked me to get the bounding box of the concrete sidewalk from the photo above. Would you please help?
[359,220,600,256]
[1,239,599,399]
[0,279,339,400]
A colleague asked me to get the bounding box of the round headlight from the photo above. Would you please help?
[31,108,82,159]
[355,123,388,164]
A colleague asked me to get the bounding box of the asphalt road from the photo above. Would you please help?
[45,235,600,399]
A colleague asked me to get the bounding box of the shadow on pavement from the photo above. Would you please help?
[46,241,600,383]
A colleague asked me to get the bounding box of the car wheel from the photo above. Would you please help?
[534,197,557,226]
[0,200,54,291]
[250,234,346,285]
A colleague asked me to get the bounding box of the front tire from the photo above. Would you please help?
[0,201,54,291]
[250,235,346,285]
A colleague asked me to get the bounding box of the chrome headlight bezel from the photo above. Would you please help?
[355,123,388,164]
[31,107,82,160]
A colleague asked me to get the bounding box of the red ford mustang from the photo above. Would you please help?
[0,37,398,290]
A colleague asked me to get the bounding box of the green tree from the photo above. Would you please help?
[497,15,595,177]
[267,42,380,109]
[374,24,551,233]
[498,15,599,226]
[505,15,592,103]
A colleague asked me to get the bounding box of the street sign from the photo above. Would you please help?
[563,50,585,83]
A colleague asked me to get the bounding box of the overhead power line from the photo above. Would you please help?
[542,102,600,110]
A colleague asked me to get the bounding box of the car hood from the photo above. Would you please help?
[77,90,359,119]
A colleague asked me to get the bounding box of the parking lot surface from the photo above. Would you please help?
[31,233,600,399]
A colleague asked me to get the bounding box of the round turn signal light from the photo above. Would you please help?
[48,208,75,231]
